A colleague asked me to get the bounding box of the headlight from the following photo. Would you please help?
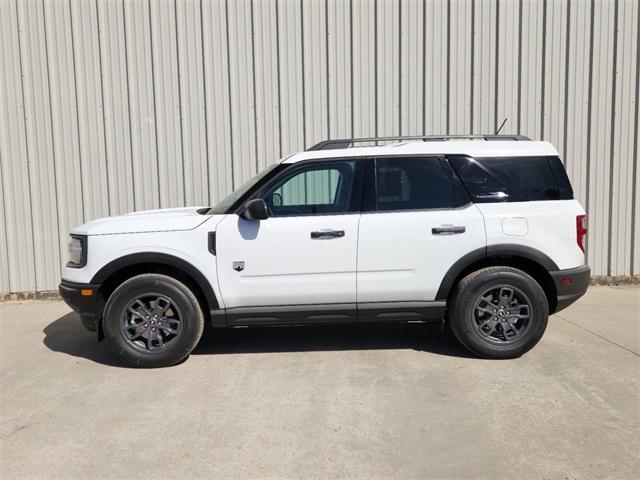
[67,235,87,268]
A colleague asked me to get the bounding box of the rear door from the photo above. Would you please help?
[356,156,486,313]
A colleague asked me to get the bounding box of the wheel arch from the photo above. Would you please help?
[92,253,219,331]
[436,245,559,313]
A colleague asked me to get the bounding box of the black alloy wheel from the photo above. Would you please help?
[471,285,532,344]
[121,294,183,352]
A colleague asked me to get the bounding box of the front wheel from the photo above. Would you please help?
[449,267,549,359]
[102,274,204,368]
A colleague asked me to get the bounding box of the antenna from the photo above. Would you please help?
[495,118,508,135]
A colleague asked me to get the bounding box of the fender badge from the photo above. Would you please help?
[232,261,245,272]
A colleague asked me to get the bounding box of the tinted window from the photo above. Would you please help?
[547,157,574,199]
[374,157,469,211]
[261,160,356,216]
[449,155,574,202]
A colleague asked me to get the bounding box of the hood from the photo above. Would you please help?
[71,206,215,236]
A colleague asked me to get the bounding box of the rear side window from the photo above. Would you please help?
[373,157,470,211]
[448,155,574,203]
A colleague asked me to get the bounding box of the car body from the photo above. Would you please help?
[59,135,590,367]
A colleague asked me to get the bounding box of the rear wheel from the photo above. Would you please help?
[103,274,204,368]
[450,267,549,359]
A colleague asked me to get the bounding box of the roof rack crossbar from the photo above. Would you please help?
[307,134,532,151]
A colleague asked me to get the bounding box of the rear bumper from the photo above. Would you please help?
[59,280,102,332]
[550,265,590,313]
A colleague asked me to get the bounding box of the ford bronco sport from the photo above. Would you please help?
[59,135,590,368]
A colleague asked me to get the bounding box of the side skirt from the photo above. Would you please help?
[210,301,446,327]
[357,301,446,322]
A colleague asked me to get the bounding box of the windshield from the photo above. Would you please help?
[207,163,281,214]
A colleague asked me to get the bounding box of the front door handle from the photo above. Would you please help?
[310,229,345,239]
[432,225,466,235]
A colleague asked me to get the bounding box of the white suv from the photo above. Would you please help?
[59,135,590,368]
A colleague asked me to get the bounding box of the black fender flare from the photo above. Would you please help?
[435,244,559,301]
[91,252,219,310]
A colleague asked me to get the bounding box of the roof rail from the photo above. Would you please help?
[307,134,532,151]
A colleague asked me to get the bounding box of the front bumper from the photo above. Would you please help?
[59,280,102,332]
[550,265,590,313]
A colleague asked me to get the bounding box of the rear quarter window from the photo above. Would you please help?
[448,155,574,203]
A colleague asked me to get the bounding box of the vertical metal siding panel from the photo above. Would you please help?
[635,79,640,276]
[636,166,640,275]
[97,0,135,216]
[496,0,519,135]
[0,172,8,294]
[610,0,638,276]
[253,0,280,169]
[17,0,61,291]
[227,0,257,185]
[629,0,639,276]
[564,2,589,210]
[587,1,615,275]
[449,0,472,134]
[400,0,423,136]
[352,0,375,138]
[542,1,568,151]
[327,0,352,139]
[633,2,640,276]
[519,0,543,138]
[123,0,159,210]
[302,0,329,147]
[41,0,83,278]
[70,0,110,222]
[471,0,496,133]
[377,0,400,137]
[201,0,233,202]
[149,0,184,208]
[176,0,208,205]
[278,0,304,155]
[424,0,447,135]
[613,0,636,278]
[0,0,36,293]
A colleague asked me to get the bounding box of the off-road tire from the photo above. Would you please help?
[449,266,549,359]
[102,274,204,368]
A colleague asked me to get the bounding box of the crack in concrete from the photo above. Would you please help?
[554,314,640,358]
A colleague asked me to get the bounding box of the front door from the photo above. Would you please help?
[215,159,362,324]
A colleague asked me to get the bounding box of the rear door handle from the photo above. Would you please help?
[432,225,466,235]
[310,229,345,239]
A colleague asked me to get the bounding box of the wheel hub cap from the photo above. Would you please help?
[120,294,183,352]
[472,285,532,344]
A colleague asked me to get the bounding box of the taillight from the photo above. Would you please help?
[576,214,587,253]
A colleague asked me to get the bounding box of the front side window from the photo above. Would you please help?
[449,155,574,202]
[260,160,357,216]
[373,157,469,211]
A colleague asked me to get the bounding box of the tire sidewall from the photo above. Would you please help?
[453,269,549,358]
[103,275,203,368]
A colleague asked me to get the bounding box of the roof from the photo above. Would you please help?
[281,140,560,164]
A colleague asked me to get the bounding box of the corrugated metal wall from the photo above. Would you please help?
[1,0,639,295]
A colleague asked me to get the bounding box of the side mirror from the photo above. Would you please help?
[240,198,269,221]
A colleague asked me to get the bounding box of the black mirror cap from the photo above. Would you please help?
[241,198,269,221]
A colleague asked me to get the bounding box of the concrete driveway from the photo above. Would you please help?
[1,286,638,479]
